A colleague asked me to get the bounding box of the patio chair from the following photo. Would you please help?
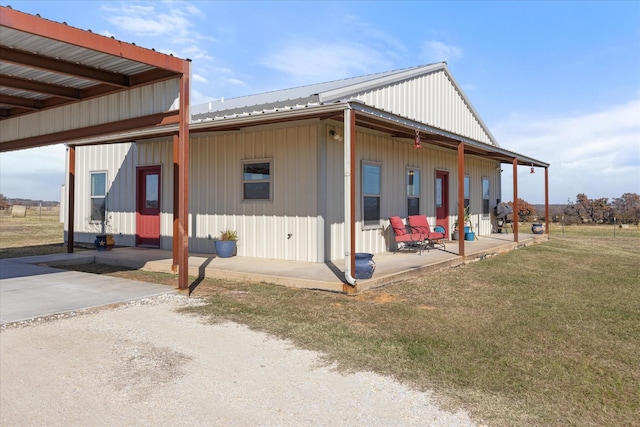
[389,216,428,254]
[407,215,446,252]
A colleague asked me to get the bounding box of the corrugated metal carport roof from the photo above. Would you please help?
[0,5,190,151]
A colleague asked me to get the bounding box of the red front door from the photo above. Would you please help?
[435,170,449,238]
[136,166,161,247]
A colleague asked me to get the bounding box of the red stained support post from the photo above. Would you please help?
[172,134,179,272]
[178,69,190,290]
[66,145,75,253]
[458,143,465,258]
[545,167,550,235]
[512,159,519,242]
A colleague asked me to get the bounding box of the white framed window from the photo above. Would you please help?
[90,171,107,222]
[482,177,490,215]
[464,175,470,209]
[242,159,271,201]
[406,167,420,216]
[362,161,381,227]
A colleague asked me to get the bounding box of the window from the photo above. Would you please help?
[464,175,470,208]
[482,177,490,215]
[243,160,271,200]
[362,162,381,227]
[90,171,107,222]
[406,168,420,216]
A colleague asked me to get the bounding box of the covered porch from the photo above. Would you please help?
[38,231,548,294]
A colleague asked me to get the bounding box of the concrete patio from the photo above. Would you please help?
[33,232,548,294]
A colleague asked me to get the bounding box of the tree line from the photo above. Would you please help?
[507,193,640,225]
[0,194,60,210]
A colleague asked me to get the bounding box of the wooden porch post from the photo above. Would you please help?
[177,70,190,290]
[545,167,550,235]
[512,158,519,242]
[66,145,75,253]
[172,134,179,272]
[457,142,465,258]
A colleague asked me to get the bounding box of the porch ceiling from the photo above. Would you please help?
[0,6,190,152]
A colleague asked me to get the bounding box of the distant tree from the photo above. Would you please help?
[566,193,629,224]
[507,198,536,222]
[568,193,613,223]
[613,193,640,224]
[0,193,8,210]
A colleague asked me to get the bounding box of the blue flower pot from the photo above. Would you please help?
[465,232,475,241]
[354,253,375,280]
[94,235,108,251]
[215,240,236,258]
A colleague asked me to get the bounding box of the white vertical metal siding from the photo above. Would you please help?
[3,80,180,142]
[72,142,137,246]
[355,69,494,146]
[187,121,320,262]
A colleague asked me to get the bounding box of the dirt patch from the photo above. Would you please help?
[353,291,401,303]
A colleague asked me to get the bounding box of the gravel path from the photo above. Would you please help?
[0,295,476,426]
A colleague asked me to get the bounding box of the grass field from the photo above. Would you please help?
[1,209,639,426]
[0,206,67,258]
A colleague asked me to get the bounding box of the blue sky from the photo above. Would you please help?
[1,0,638,204]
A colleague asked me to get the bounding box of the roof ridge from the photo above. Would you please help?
[191,63,445,113]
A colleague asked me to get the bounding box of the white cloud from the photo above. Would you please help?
[261,41,392,84]
[421,40,463,64]
[494,98,640,204]
[192,73,207,83]
[102,4,192,40]
[100,2,206,45]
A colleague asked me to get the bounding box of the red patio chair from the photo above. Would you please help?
[407,215,446,252]
[389,216,427,254]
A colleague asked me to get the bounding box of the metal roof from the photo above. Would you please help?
[0,6,187,122]
[191,64,438,118]
[190,62,501,148]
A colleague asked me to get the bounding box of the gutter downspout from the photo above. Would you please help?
[344,107,357,288]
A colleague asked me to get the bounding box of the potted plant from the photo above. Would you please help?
[214,229,238,258]
[89,212,116,251]
[463,207,480,241]
[452,206,470,240]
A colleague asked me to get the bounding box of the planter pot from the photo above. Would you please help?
[531,223,544,234]
[94,235,108,251]
[215,240,236,258]
[95,234,115,251]
[354,253,375,280]
[452,231,459,241]
[464,226,470,234]
[465,232,475,241]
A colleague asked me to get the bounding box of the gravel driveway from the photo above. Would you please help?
[0,295,476,426]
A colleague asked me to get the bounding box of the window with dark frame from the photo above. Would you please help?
[90,171,107,222]
[363,162,381,227]
[243,161,271,200]
[482,177,490,215]
[406,168,420,216]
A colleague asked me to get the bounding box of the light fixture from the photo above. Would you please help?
[329,129,343,142]
[414,129,422,149]
[530,163,535,174]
